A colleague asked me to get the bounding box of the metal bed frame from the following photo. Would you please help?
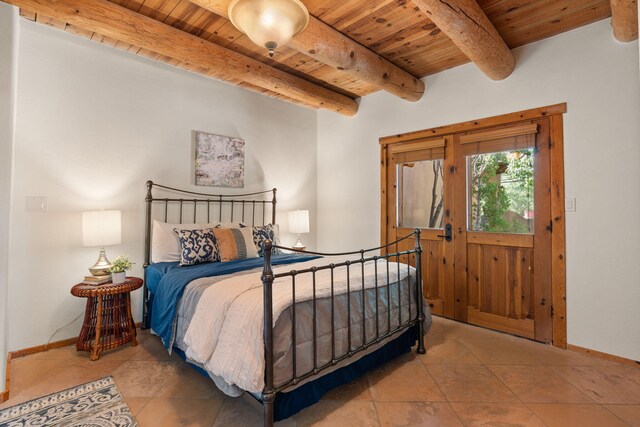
[143,181,426,427]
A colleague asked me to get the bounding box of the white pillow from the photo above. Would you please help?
[151,220,240,263]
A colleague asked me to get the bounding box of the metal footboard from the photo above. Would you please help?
[260,230,425,426]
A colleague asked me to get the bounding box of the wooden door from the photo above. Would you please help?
[381,113,561,344]
[381,137,455,317]
[454,119,552,342]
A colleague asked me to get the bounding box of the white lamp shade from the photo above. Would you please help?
[288,209,309,234]
[82,210,122,247]
[228,0,309,51]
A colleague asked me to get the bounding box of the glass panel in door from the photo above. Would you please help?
[396,159,444,229]
[468,148,535,234]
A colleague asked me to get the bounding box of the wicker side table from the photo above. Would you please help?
[71,277,143,360]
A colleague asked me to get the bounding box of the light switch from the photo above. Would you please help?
[565,198,576,212]
[26,196,48,212]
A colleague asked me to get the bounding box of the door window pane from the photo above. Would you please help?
[468,149,534,233]
[396,160,444,229]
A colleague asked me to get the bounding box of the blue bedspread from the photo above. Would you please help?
[150,254,319,350]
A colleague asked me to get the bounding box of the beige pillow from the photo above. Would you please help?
[213,227,259,262]
[151,220,240,263]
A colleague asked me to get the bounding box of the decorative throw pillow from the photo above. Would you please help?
[151,220,242,263]
[213,227,259,262]
[252,224,282,257]
[174,228,220,266]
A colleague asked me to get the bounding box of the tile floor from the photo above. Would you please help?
[1,316,639,426]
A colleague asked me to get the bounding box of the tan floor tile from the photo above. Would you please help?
[375,401,463,426]
[419,336,482,365]
[136,397,223,427]
[127,335,180,362]
[0,393,29,409]
[533,346,617,366]
[426,317,457,338]
[123,396,150,416]
[25,346,78,361]
[367,353,445,402]
[12,359,126,400]
[551,365,640,404]
[8,357,67,394]
[156,364,224,399]
[292,400,379,426]
[451,402,546,426]
[0,387,54,410]
[488,365,593,403]
[63,329,151,362]
[212,396,295,426]
[92,342,144,361]
[322,375,372,401]
[428,364,518,403]
[462,335,609,366]
[604,405,640,426]
[527,403,630,427]
[461,338,548,365]
[0,359,125,410]
[428,317,501,341]
[112,360,179,398]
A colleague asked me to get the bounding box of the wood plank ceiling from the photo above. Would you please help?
[6,0,629,115]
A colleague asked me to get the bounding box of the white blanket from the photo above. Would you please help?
[182,256,412,394]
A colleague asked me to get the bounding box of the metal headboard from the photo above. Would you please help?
[142,180,277,328]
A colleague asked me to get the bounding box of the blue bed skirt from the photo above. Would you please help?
[173,326,417,421]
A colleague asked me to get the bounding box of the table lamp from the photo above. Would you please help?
[288,209,309,251]
[82,210,121,276]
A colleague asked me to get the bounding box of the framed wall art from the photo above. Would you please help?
[194,131,245,188]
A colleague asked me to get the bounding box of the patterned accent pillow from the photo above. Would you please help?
[152,220,242,263]
[252,224,282,257]
[213,227,259,262]
[174,228,220,266]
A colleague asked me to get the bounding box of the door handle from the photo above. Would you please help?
[437,223,452,242]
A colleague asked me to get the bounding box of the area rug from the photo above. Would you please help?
[0,376,136,426]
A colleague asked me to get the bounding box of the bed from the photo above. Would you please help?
[142,181,431,426]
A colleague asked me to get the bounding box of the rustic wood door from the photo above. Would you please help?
[382,136,456,318]
[381,116,556,343]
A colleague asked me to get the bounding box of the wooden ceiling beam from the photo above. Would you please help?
[189,0,425,102]
[611,0,638,42]
[412,0,515,81]
[8,0,358,116]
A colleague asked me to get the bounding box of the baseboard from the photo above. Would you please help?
[568,344,640,368]
[1,322,142,402]
[10,337,79,359]
[1,352,11,403]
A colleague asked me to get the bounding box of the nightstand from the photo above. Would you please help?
[71,277,143,360]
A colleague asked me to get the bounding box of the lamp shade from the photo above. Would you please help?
[82,210,121,248]
[228,0,309,56]
[288,209,309,234]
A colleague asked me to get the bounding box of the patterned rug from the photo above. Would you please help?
[0,376,136,426]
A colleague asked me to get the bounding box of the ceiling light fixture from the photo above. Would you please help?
[228,0,310,57]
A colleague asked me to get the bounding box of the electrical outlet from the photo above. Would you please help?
[565,198,576,212]
[26,196,48,212]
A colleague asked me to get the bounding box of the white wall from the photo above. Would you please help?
[0,3,19,391]
[8,21,318,351]
[317,20,640,361]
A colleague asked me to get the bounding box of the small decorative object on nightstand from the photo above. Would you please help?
[71,277,142,361]
[108,255,134,284]
[288,209,309,251]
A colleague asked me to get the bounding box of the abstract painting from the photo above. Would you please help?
[194,131,245,188]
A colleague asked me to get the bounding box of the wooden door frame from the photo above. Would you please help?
[380,103,567,348]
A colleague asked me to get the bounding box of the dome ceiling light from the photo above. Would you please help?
[228,0,310,57]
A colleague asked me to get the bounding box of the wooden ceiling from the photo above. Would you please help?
[5,0,635,115]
